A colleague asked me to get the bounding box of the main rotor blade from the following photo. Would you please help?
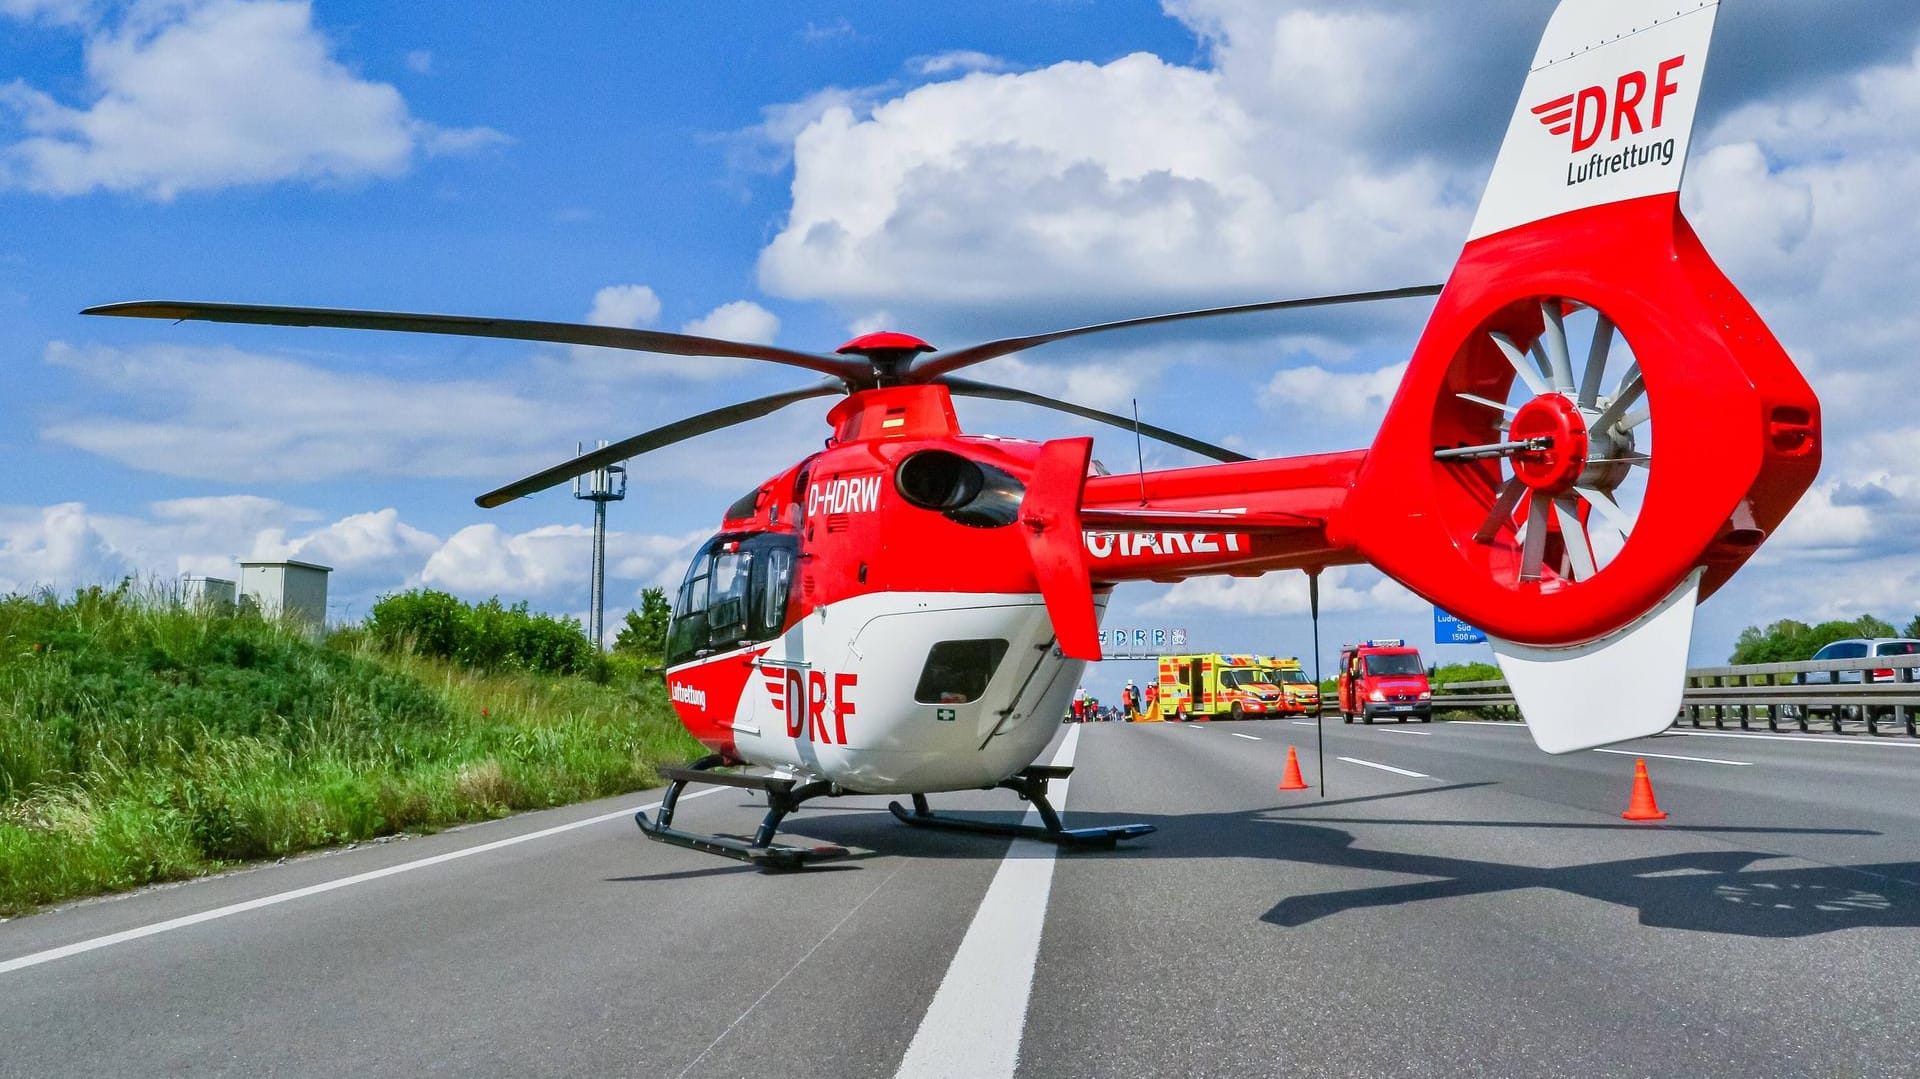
[474,379,845,508]
[910,284,1444,382]
[83,300,870,385]
[939,377,1252,463]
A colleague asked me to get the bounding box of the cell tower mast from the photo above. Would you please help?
[572,440,627,651]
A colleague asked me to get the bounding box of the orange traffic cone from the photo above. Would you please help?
[1621,758,1667,820]
[1278,746,1310,791]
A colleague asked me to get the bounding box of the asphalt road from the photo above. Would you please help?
[4,718,1918,1078]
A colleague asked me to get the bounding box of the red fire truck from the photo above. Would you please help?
[1337,639,1432,723]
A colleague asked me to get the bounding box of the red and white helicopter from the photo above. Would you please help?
[90,0,1818,868]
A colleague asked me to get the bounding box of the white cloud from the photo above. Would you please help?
[0,0,505,199]
[1262,360,1406,423]
[755,28,1469,323]
[250,508,439,574]
[586,284,662,329]
[681,300,779,345]
[0,503,134,594]
[421,522,702,598]
[404,49,433,75]
[910,51,1010,78]
[0,0,93,26]
[1144,564,1425,617]
[41,341,578,482]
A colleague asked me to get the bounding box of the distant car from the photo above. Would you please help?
[1781,638,1920,731]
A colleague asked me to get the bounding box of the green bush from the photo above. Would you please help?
[367,590,595,676]
[0,586,698,915]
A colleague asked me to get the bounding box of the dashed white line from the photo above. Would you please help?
[893,725,1080,1079]
[1592,747,1751,766]
[1230,732,1261,741]
[1290,720,1315,726]
[1381,727,1433,736]
[1336,756,1432,779]
[0,786,727,977]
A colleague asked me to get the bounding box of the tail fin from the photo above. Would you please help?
[1336,0,1820,752]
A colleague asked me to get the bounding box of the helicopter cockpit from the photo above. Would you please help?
[665,532,799,667]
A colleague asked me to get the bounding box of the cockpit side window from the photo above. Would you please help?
[666,532,801,667]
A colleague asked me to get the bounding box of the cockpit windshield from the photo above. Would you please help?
[666,532,799,667]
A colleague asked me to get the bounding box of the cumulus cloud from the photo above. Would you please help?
[586,284,662,329]
[1144,564,1425,618]
[1263,360,1406,423]
[41,341,578,482]
[0,503,134,594]
[681,300,779,345]
[910,51,1011,78]
[0,0,93,26]
[0,0,505,199]
[753,24,1472,329]
[421,522,702,598]
[249,508,440,575]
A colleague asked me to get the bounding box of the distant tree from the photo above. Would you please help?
[1905,615,1920,640]
[613,587,671,659]
[1729,615,1898,664]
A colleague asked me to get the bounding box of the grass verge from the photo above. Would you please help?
[0,586,698,916]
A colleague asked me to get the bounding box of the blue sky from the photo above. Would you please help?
[5,1,1920,694]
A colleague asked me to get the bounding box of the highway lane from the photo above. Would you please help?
[2,718,1917,1077]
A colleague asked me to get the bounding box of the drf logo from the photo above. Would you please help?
[772,670,858,745]
[808,475,881,516]
[1533,55,1686,152]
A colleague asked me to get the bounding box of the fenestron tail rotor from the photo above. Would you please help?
[1435,298,1652,588]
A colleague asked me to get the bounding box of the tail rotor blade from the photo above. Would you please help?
[1578,313,1614,408]
[474,379,845,508]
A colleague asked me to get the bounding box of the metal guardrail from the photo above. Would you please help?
[1432,654,1920,737]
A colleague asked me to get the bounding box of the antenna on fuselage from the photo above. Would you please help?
[573,440,628,651]
[1132,398,1147,507]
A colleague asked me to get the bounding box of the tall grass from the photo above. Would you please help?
[0,585,698,915]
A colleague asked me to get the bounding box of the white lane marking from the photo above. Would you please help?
[1230,732,1261,741]
[1668,729,1920,749]
[0,787,726,977]
[894,726,1080,1079]
[1381,727,1433,736]
[1290,720,1315,726]
[1592,748,1750,766]
[675,862,906,1079]
[1336,756,1431,779]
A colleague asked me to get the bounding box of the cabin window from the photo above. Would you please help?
[666,532,801,667]
[914,639,1010,704]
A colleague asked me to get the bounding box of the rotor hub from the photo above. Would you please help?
[1509,393,1589,494]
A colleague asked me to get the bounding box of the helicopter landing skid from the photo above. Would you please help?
[634,756,850,871]
[887,765,1156,849]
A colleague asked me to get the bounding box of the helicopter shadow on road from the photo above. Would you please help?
[740,784,1919,940]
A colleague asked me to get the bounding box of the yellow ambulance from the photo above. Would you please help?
[1155,653,1299,720]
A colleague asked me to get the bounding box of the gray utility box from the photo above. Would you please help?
[181,576,237,611]
[238,560,332,628]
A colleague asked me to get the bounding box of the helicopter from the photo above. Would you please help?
[87,0,1818,869]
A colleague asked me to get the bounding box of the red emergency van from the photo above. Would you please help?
[1337,639,1432,723]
